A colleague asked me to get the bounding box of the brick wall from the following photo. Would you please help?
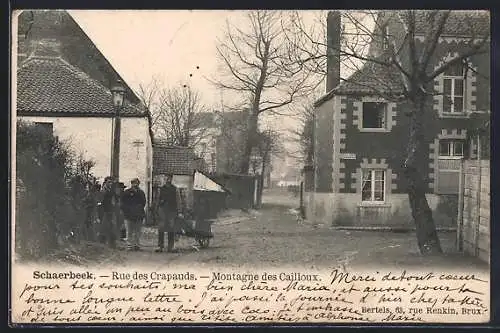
[458,159,490,263]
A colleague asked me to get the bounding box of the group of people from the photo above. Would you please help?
[82,174,183,253]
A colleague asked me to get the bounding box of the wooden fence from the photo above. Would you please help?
[457,159,490,263]
[210,173,259,210]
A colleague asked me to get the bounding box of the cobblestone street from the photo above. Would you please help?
[115,190,487,273]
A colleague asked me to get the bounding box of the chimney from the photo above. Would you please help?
[326,11,341,93]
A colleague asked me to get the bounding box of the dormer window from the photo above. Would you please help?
[443,62,467,114]
[434,55,475,118]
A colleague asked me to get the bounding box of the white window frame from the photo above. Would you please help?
[361,169,386,203]
[382,25,390,50]
[439,140,464,159]
[442,63,466,115]
[361,102,388,132]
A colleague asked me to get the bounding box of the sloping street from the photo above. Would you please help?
[112,189,487,273]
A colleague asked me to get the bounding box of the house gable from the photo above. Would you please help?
[17,10,140,104]
[307,10,489,226]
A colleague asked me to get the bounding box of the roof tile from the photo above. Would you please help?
[334,52,405,96]
[153,144,195,176]
[17,56,145,116]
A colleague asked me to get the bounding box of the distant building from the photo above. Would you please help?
[191,110,248,174]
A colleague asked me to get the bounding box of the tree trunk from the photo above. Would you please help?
[404,93,442,255]
[256,153,268,208]
[240,111,259,174]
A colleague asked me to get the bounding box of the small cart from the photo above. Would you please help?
[174,171,228,249]
[178,217,215,248]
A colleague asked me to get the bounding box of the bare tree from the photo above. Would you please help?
[285,10,490,255]
[138,79,211,148]
[137,75,163,143]
[211,10,321,174]
[288,98,316,165]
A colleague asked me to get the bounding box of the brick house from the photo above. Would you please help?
[15,10,154,206]
[304,10,490,227]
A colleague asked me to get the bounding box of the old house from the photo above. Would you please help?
[304,10,490,227]
[15,10,154,206]
[191,112,218,173]
[152,141,229,218]
[190,110,249,174]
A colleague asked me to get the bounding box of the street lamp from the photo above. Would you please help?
[110,80,126,181]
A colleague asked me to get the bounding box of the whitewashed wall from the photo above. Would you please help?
[19,116,153,205]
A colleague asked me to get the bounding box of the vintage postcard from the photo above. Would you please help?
[10,9,490,325]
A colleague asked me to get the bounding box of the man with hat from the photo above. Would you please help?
[155,174,180,253]
[121,178,146,251]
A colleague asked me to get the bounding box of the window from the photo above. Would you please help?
[443,62,466,114]
[439,140,464,158]
[382,25,390,50]
[35,122,53,134]
[362,102,387,129]
[361,169,385,202]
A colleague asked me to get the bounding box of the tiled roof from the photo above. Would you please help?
[412,10,490,36]
[17,56,146,116]
[335,56,405,96]
[315,53,405,106]
[153,143,195,176]
[18,10,141,104]
[315,10,489,107]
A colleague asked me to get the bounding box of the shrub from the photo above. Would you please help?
[15,120,96,260]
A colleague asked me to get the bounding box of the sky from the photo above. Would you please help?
[69,10,248,106]
[68,10,327,139]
